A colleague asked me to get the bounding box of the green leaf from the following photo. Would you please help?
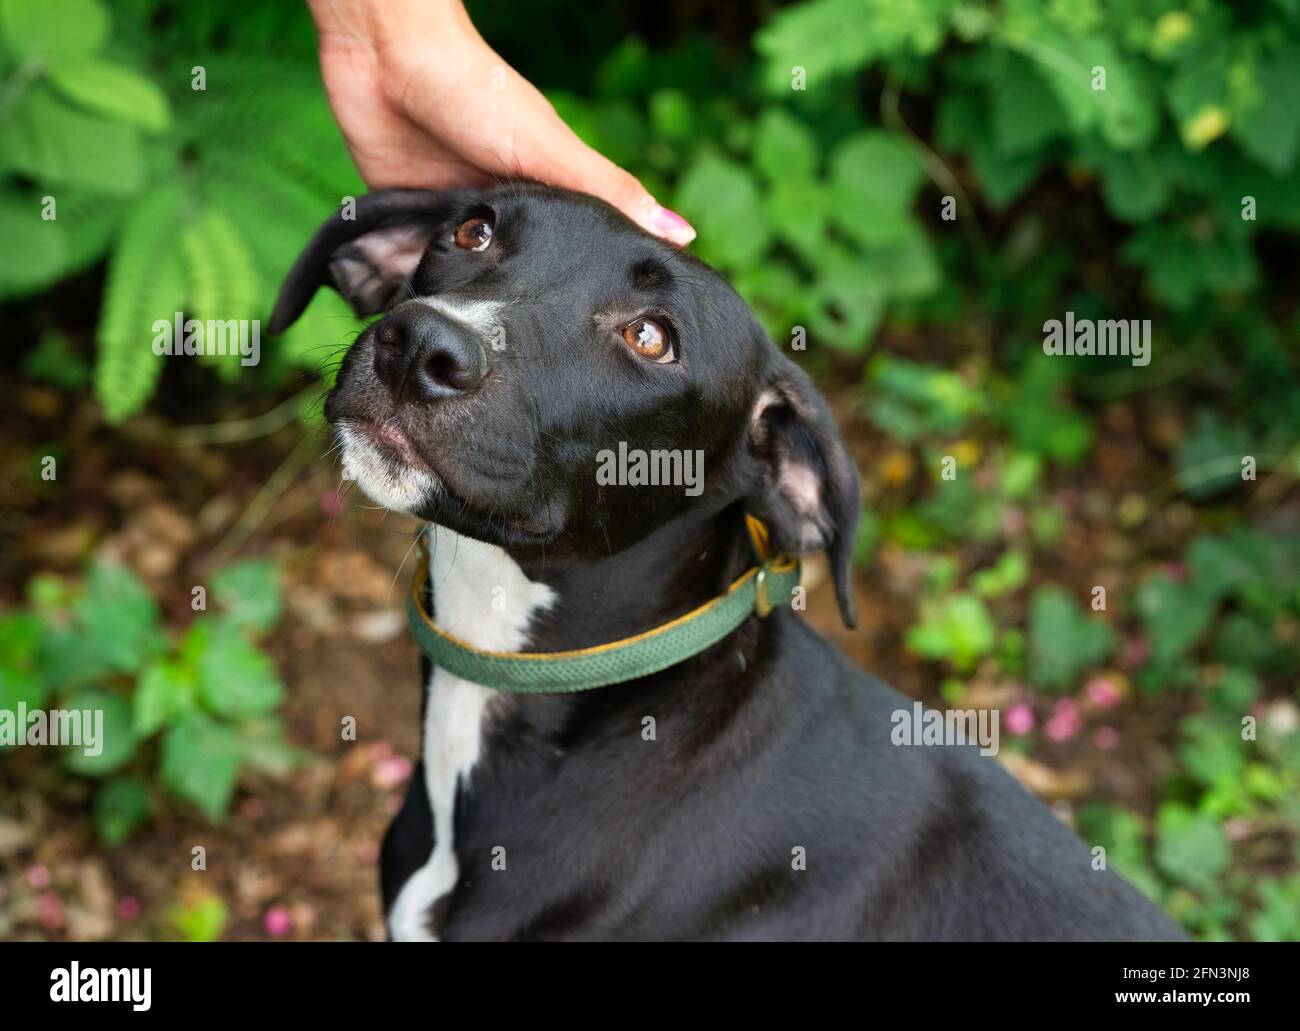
[1206,667,1261,715]
[160,712,242,821]
[1232,46,1300,174]
[1028,585,1115,691]
[764,176,830,263]
[1187,529,1273,602]
[968,133,1048,207]
[74,560,166,675]
[1173,411,1254,500]
[194,619,284,719]
[998,450,1043,499]
[1178,715,1245,791]
[0,611,45,671]
[755,0,953,92]
[647,88,694,142]
[0,612,50,712]
[95,185,188,423]
[180,207,261,355]
[673,153,770,269]
[998,359,1094,466]
[0,85,144,194]
[828,130,924,247]
[1010,32,1157,149]
[1122,222,1254,311]
[0,194,68,300]
[133,659,196,737]
[806,244,887,348]
[94,775,152,846]
[1009,32,1099,133]
[1096,52,1160,151]
[1076,802,1162,902]
[46,57,172,133]
[63,689,136,777]
[972,550,1029,599]
[732,259,807,337]
[22,327,91,390]
[1249,876,1300,942]
[1214,616,1295,677]
[906,592,997,673]
[1094,148,1170,223]
[861,225,940,299]
[753,108,818,183]
[0,0,108,60]
[992,54,1066,155]
[1168,47,1231,150]
[167,891,228,942]
[1134,575,1218,670]
[865,356,983,441]
[1155,803,1229,891]
[211,559,282,633]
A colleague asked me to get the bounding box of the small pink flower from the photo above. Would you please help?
[116,895,141,921]
[1121,637,1151,668]
[39,892,64,930]
[1159,561,1188,582]
[1005,702,1035,736]
[26,864,50,889]
[1085,676,1121,710]
[1046,699,1081,742]
[1092,726,1120,751]
[264,904,292,938]
[241,797,266,820]
[371,754,413,791]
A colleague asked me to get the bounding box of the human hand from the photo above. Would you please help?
[307,0,696,246]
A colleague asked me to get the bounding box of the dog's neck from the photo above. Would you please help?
[423,503,764,712]
[516,504,754,655]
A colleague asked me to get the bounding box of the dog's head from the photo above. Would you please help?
[272,186,859,625]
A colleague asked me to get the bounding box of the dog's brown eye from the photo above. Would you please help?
[453,217,493,251]
[622,317,674,363]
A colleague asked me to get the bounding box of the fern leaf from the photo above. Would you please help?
[181,208,259,321]
[94,184,188,423]
[179,206,261,381]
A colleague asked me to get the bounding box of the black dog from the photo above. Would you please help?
[271,186,1183,941]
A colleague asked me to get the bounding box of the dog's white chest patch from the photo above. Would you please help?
[387,525,554,942]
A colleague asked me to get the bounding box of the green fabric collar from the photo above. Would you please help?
[406,515,801,694]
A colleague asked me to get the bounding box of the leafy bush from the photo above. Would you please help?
[0,558,294,842]
[2,0,1298,940]
[0,0,359,421]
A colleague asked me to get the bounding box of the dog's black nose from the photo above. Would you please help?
[372,302,488,401]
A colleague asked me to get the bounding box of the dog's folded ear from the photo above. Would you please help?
[269,188,468,334]
[746,356,861,628]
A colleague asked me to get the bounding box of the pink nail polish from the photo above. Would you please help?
[652,205,696,245]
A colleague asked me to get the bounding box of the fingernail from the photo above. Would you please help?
[651,205,696,246]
